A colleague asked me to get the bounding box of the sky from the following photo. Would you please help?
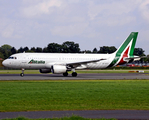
[0,0,149,54]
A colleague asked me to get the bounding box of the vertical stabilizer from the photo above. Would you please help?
[116,32,138,57]
[108,32,138,67]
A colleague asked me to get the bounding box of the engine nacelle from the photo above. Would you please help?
[39,69,51,73]
[51,65,67,74]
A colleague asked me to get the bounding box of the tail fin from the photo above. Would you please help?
[108,32,138,67]
[116,32,138,57]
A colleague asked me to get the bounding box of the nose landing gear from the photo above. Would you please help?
[20,68,25,77]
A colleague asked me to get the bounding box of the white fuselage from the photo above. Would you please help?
[2,53,115,69]
[2,32,139,77]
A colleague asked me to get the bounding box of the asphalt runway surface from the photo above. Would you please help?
[1,110,149,119]
[1,73,149,119]
[0,72,149,80]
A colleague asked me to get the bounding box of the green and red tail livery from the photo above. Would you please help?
[108,32,138,67]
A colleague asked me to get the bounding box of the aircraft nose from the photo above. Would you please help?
[2,60,8,67]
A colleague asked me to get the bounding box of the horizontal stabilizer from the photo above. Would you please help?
[124,56,146,62]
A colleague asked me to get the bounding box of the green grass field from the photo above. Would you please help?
[0,80,149,112]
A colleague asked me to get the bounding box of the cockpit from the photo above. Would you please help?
[8,57,17,59]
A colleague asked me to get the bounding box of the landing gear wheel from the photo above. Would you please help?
[20,73,24,77]
[72,72,77,77]
[63,72,68,77]
[20,68,25,77]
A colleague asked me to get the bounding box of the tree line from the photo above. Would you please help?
[0,41,147,61]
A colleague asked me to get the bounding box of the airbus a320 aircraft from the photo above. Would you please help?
[2,32,143,77]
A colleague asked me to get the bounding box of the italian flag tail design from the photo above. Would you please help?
[108,32,138,67]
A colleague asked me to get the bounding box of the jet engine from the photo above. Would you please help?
[39,69,51,73]
[51,65,67,74]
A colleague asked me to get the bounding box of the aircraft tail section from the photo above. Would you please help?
[108,32,138,67]
[115,32,138,57]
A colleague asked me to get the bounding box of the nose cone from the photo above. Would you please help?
[2,60,8,67]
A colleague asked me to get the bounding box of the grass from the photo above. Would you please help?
[0,80,149,112]
[1,116,116,120]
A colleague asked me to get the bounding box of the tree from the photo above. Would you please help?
[108,46,117,53]
[81,50,92,53]
[133,48,146,63]
[98,46,116,53]
[36,47,42,52]
[62,41,80,53]
[86,50,92,53]
[0,52,4,59]
[11,47,17,54]
[47,43,62,53]
[1,44,12,51]
[134,48,145,56]
[43,47,48,53]
[18,47,24,53]
[0,44,12,59]
[92,48,98,53]
[23,47,29,52]
[30,47,36,52]
[145,55,149,63]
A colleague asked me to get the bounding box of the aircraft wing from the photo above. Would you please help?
[66,58,106,68]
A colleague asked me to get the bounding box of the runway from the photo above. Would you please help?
[1,73,149,119]
[1,110,149,119]
[0,72,149,80]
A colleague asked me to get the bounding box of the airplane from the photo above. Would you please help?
[2,32,144,77]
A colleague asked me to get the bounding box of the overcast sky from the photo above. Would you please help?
[0,0,149,54]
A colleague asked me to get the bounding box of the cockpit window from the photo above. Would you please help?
[8,57,17,59]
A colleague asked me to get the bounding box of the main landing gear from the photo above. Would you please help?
[63,72,68,77]
[20,68,25,77]
[63,69,77,77]
[71,69,77,77]
[72,72,77,77]
[63,72,77,77]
